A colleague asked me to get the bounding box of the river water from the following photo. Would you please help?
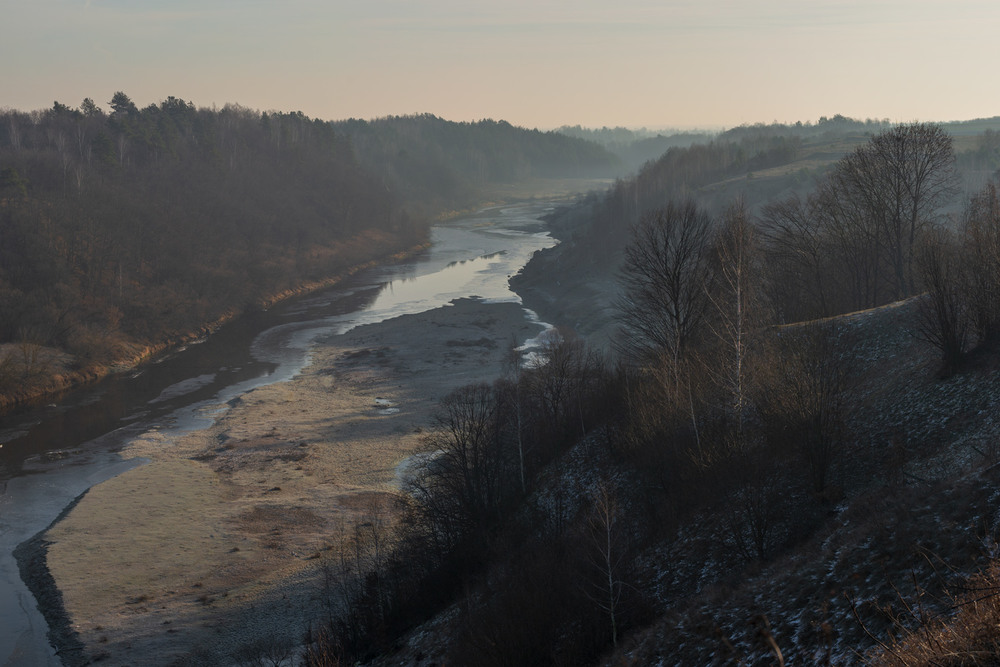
[0,202,558,666]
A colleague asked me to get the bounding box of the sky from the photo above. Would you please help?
[3,0,999,130]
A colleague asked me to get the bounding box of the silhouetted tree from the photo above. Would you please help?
[617,200,715,364]
[705,199,769,454]
[769,322,851,494]
[109,91,137,117]
[616,200,716,451]
[825,123,958,305]
[582,479,627,646]
[915,229,969,376]
[759,192,832,321]
[408,382,517,545]
[961,179,1000,346]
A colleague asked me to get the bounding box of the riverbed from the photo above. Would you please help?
[0,202,560,666]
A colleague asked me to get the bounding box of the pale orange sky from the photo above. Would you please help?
[3,0,999,129]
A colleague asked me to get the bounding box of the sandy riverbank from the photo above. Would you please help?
[28,298,544,666]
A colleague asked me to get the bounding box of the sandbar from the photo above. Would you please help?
[37,298,542,665]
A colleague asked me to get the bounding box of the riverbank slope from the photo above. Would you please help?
[0,241,430,416]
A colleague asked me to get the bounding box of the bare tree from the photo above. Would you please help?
[409,382,516,543]
[914,229,969,376]
[348,495,394,624]
[582,479,627,647]
[814,174,882,311]
[617,199,715,365]
[705,199,769,453]
[524,330,596,438]
[961,179,1000,346]
[501,337,528,493]
[726,457,782,561]
[8,116,22,151]
[770,322,851,494]
[829,123,957,303]
[117,133,129,168]
[616,200,715,450]
[232,635,296,667]
[759,192,832,320]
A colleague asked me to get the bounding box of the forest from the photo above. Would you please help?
[301,119,1000,665]
[0,96,617,408]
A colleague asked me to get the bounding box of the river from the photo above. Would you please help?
[0,201,559,666]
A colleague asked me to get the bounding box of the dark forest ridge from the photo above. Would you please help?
[0,94,618,410]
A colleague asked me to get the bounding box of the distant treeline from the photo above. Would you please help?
[556,124,712,172]
[542,131,805,264]
[333,114,619,210]
[0,97,617,401]
[555,115,897,173]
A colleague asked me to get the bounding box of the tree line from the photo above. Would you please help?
[555,124,713,172]
[913,178,1000,374]
[760,122,958,321]
[332,114,620,211]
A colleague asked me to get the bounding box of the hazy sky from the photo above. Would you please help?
[3,0,998,130]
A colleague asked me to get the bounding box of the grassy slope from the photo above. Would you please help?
[606,298,1000,664]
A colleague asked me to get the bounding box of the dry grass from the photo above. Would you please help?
[870,560,1000,666]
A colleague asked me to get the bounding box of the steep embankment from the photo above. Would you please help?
[370,120,1000,665]
[0,241,430,413]
[375,297,1000,665]
[595,297,1000,664]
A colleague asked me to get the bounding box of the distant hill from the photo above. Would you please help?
[555,125,713,173]
[332,114,621,213]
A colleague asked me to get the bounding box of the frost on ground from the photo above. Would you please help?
[601,297,1000,665]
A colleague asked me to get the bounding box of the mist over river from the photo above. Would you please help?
[0,202,559,666]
